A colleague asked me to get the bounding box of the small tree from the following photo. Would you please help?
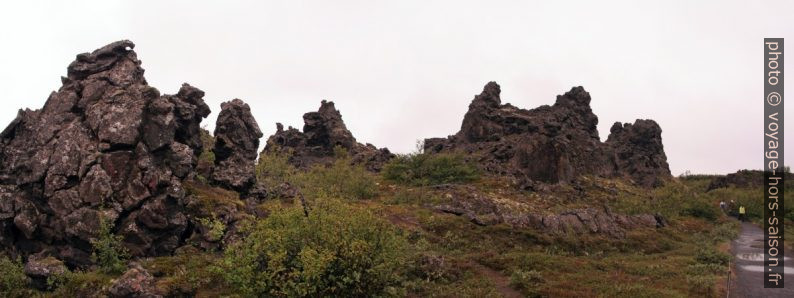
[91,217,130,274]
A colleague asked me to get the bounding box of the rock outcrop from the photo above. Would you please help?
[432,185,665,238]
[263,100,394,171]
[24,255,67,290]
[0,40,210,267]
[706,170,761,192]
[210,99,263,193]
[424,82,671,188]
[605,120,671,187]
[108,264,161,298]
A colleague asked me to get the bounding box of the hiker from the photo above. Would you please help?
[719,201,726,213]
[738,206,746,222]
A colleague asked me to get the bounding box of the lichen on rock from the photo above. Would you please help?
[0,40,210,267]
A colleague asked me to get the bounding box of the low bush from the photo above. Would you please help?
[382,153,479,186]
[197,217,227,242]
[50,270,113,297]
[709,221,739,242]
[680,199,720,221]
[256,147,297,188]
[216,199,408,297]
[295,148,378,200]
[694,247,730,266]
[0,255,29,295]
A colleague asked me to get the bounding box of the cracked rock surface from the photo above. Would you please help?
[210,98,263,193]
[425,82,671,188]
[0,40,210,267]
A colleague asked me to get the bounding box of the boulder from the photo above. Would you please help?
[0,40,210,267]
[425,82,671,188]
[263,100,394,171]
[24,255,67,290]
[210,99,263,192]
[108,264,161,298]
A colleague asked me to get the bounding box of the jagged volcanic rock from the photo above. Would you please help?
[704,169,794,192]
[425,82,671,188]
[263,100,394,171]
[707,170,761,191]
[210,99,263,192]
[0,40,210,267]
[605,119,671,187]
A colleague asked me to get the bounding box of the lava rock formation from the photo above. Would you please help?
[263,100,394,171]
[0,40,211,267]
[210,98,263,193]
[0,41,674,270]
[424,82,671,188]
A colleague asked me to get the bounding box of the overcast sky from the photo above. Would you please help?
[1,0,792,175]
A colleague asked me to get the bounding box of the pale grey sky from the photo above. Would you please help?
[1,0,792,175]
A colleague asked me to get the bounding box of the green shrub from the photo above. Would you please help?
[256,147,297,188]
[216,199,408,297]
[197,217,227,242]
[382,153,479,186]
[681,199,719,221]
[0,255,29,295]
[694,247,730,266]
[91,217,130,274]
[295,148,377,200]
[710,221,739,242]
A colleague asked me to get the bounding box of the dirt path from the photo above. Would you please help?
[730,221,794,297]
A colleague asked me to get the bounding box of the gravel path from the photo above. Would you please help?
[730,221,794,297]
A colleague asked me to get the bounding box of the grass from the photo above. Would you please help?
[49,271,115,297]
[141,252,229,296]
[365,176,745,297]
[184,181,245,217]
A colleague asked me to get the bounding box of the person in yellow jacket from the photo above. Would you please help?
[738,206,746,222]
